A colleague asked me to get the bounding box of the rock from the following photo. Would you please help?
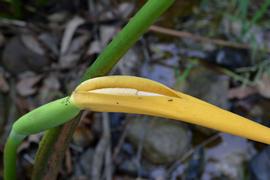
[2,36,49,75]
[207,48,250,69]
[150,167,166,180]
[141,43,179,87]
[202,133,256,180]
[127,116,191,164]
[250,147,270,180]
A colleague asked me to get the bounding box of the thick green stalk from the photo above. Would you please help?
[82,0,175,81]
[4,132,25,180]
[4,98,80,180]
[33,0,175,179]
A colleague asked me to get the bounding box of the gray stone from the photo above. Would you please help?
[127,116,191,164]
[2,36,49,75]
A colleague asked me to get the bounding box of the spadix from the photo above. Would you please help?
[89,88,165,96]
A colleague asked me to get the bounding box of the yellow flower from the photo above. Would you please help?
[71,75,270,144]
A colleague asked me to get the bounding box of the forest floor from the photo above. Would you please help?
[1,0,270,179]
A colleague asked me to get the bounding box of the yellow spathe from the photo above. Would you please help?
[71,76,270,144]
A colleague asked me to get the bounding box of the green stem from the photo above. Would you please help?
[33,0,174,179]
[4,98,80,180]
[4,131,25,180]
[82,0,175,81]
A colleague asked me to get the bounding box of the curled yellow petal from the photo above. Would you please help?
[71,76,270,144]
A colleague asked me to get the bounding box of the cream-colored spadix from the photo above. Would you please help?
[89,88,164,96]
[71,75,270,144]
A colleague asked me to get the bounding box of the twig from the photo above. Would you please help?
[112,121,129,161]
[134,117,147,177]
[91,113,111,180]
[65,149,73,175]
[149,25,270,53]
[91,132,107,179]
[167,133,220,177]
[0,18,27,27]
[103,113,112,180]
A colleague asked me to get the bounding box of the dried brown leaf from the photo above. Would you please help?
[60,16,85,55]
[16,72,42,96]
[228,86,257,99]
[39,74,61,103]
[21,34,45,55]
[100,25,118,47]
[59,34,89,68]
[257,73,270,98]
[87,40,102,55]
[19,134,42,152]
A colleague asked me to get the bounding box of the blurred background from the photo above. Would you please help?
[1,0,270,179]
